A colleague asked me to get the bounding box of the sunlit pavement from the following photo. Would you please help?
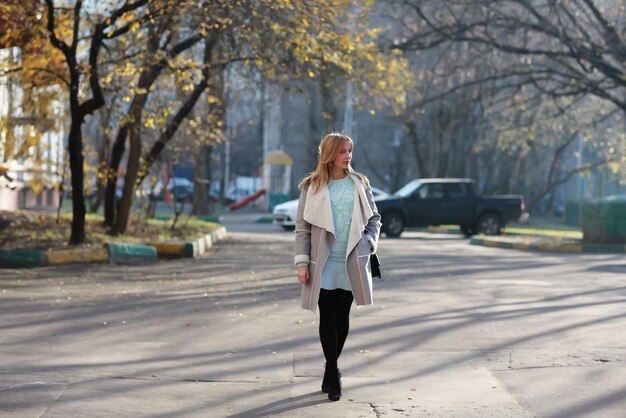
[1,225,625,417]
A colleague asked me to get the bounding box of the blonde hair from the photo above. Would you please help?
[299,132,367,193]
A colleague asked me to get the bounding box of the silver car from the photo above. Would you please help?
[273,187,389,230]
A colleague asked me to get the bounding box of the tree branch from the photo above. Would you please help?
[580,0,626,59]
[80,0,150,116]
[70,0,82,53]
[44,0,71,58]
[137,34,219,186]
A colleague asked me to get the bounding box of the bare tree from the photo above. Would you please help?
[390,0,626,114]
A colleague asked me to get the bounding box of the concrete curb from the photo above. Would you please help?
[0,249,48,268]
[149,241,197,258]
[148,226,228,258]
[0,226,228,268]
[105,243,159,265]
[47,248,109,265]
[211,226,228,241]
[470,236,626,253]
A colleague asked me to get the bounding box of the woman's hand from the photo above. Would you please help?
[297,266,309,285]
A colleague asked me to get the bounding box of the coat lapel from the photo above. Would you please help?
[303,174,373,245]
[352,173,374,222]
[303,184,335,237]
[346,186,363,254]
[346,173,374,253]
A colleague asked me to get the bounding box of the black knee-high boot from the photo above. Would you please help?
[318,289,353,399]
[328,368,342,401]
[335,289,354,358]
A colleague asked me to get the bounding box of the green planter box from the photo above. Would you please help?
[582,196,626,244]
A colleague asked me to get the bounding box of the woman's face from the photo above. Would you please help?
[332,141,352,171]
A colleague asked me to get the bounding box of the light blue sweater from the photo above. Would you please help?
[321,176,354,290]
[329,176,354,244]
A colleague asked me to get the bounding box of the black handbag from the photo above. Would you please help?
[370,253,382,279]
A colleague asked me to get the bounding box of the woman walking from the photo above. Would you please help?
[294,132,381,401]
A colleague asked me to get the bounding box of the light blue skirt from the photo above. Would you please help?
[321,244,352,291]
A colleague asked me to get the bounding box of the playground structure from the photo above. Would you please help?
[226,149,293,212]
[229,188,267,211]
[262,150,293,211]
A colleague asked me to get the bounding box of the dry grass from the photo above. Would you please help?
[0,210,219,251]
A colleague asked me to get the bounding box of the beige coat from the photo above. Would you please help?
[294,173,381,312]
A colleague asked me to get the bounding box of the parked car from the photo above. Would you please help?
[273,186,389,231]
[154,177,194,202]
[375,178,528,237]
[371,187,390,200]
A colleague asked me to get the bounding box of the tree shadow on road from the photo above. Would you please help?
[226,391,327,418]
[2,233,626,416]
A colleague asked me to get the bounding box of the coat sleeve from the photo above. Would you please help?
[294,186,311,265]
[363,179,382,254]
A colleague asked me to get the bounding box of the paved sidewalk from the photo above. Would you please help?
[1,229,625,417]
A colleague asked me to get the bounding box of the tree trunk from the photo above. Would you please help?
[104,126,128,227]
[507,150,527,194]
[114,123,142,234]
[67,115,86,244]
[192,144,212,215]
[319,70,337,133]
[435,132,447,177]
[481,150,497,194]
[435,107,450,178]
[89,131,111,214]
[89,180,105,214]
[391,139,405,192]
[105,88,157,229]
[407,121,427,178]
[112,81,153,234]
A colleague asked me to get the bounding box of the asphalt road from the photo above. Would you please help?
[1,224,625,417]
